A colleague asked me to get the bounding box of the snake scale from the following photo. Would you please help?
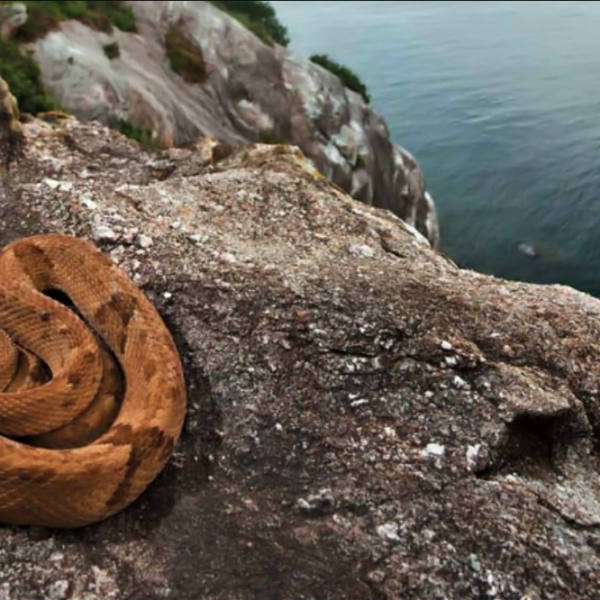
[0,234,186,528]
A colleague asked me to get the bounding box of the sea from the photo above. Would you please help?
[272,0,600,296]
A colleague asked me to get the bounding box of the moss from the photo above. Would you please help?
[117,119,156,147]
[103,42,120,60]
[165,25,207,84]
[310,54,371,104]
[258,129,284,145]
[0,38,57,114]
[210,1,289,47]
[0,1,137,42]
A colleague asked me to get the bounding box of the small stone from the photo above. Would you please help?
[81,197,98,210]
[501,345,516,358]
[44,178,61,190]
[368,571,387,584]
[441,341,453,351]
[453,376,467,389]
[425,444,445,458]
[221,253,237,264]
[469,554,482,573]
[377,522,400,543]
[467,445,481,471]
[445,356,458,367]
[92,225,118,243]
[47,581,69,600]
[163,292,173,300]
[348,244,376,259]
[138,234,154,249]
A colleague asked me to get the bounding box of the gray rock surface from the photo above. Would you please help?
[3,0,439,246]
[2,102,600,599]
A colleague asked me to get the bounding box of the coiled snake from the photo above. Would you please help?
[0,235,186,528]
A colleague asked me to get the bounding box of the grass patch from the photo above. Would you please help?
[0,1,137,42]
[103,41,120,60]
[0,37,57,114]
[165,24,207,84]
[117,119,156,147]
[310,54,371,104]
[210,1,289,47]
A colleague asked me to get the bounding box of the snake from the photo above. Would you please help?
[0,234,186,528]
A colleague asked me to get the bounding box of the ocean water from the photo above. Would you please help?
[272,0,600,296]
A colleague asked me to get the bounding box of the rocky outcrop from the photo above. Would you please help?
[0,75,23,169]
[1,0,439,245]
[1,103,600,599]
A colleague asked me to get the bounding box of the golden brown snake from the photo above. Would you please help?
[0,234,186,528]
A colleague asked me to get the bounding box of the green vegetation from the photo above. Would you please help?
[165,25,207,84]
[0,1,137,42]
[103,41,120,60]
[0,1,136,114]
[258,129,284,145]
[210,1,289,47]
[117,119,156,147]
[0,38,57,114]
[310,54,371,104]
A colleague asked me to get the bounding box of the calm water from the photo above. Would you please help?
[272,0,600,296]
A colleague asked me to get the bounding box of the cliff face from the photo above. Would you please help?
[1,0,439,246]
[2,84,600,599]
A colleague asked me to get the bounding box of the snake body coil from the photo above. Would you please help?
[0,235,186,528]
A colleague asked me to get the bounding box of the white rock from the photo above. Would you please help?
[441,341,453,351]
[92,225,118,243]
[467,445,481,471]
[44,178,61,190]
[348,244,376,259]
[138,235,154,249]
[377,523,400,543]
[454,376,467,389]
[81,196,98,210]
[47,581,69,600]
[445,356,458,367]
[424,444,446,458]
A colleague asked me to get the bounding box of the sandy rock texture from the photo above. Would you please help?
[1,0,439,245]
[1,106,600,599]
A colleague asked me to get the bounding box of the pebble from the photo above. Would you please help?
[47,581,69,600]
[441,341,453,351]
[92,225,118,243]
[453,376,467,389]
[348,244,376,259]
[466,445,481,471]
[377,523,401,543]
[137,235,154,249]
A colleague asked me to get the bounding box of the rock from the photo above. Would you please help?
[0,2,27,40]
[2,101,600,599]
[137,234,154,249]
[92,225,118,243]
[22,1,438,246]
[0,76,23,170]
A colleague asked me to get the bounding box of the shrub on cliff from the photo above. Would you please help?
[210,1,289,47]
[0,1,137,42]
[310,54,371,104]
[0,38,56,114]
[165,25,207,84]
